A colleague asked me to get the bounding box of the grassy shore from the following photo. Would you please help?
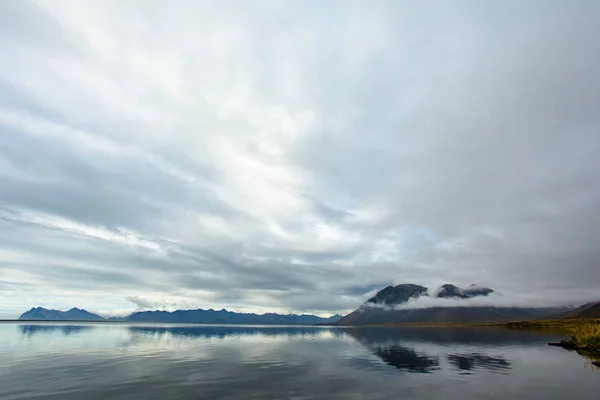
[399,318,600,367]
[518,320,600,366]
[373,318,600,329]
[490,318,600,329]
[570,324,600,348]
[566,324,600,366]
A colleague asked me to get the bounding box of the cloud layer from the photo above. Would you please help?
[1,1,600,318]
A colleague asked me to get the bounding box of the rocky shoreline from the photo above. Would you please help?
[548,339,600,367]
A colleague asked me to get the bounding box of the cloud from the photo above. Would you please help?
[1,0,600,318]
[362,291,599,311]
[126,296,157,310]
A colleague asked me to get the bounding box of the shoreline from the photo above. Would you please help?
[356,317,600,329]
[548,340,600,367]
[488,318,600,329]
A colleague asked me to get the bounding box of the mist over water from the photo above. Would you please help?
[1,323,599,399]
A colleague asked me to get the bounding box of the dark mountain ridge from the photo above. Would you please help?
[126,309,342,325]
[18,307,342,325]
[19,307,105,321]
[362,283,495,308]
[366,284,428,306]
[563,301,600,319]
[436,284,494,299]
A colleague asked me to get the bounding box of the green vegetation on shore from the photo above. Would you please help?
[568,324,600,367]
[569,324,600,350]
[493,318,600,329]
[375,318,600,329]
[524,320,600,367]
[485,318,600,368]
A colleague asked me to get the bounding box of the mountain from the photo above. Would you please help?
[125,309,342,325]
[337,283,564,325]
[339,283,497,325]
[435,284,464,299]
[19,307,105,321]
[362,283,493,306]
[435,284,494,299]
[323,314,344,323]
[337,306,561,325]
[337,284,427,325]
[105,316,126,321]
[564,301,600,319]
[18,307,343,325]
[463,284,495,298]
[366,284,428,306]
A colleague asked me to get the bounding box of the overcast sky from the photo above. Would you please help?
[1,0,600,318]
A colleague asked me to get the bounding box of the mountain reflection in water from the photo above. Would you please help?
[14,324,535,375]
[2,323,600,400]
[19,324,93,337]
[127,325,342,339]
[372,344,440,373]
[447,353,511,374]
[343,327,515,374]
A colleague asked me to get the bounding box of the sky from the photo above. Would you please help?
[1,0,600,318]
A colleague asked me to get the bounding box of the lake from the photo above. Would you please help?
[1,322,599,399]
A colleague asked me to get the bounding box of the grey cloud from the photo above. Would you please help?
[126,296,157,310]
[341,283,393,297]
[1,1,599,317]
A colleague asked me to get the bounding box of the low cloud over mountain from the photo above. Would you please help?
[337,283,591,325]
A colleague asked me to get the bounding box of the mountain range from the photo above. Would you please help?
[125,309,342,325]
[18,307,343,325]
[18,283,600,326]
[336,283,595,325]
[19,307,105,321]
[561,302,600,319]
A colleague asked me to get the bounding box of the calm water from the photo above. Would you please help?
[1,323,599,399]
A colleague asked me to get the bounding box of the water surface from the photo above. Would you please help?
[1,322,598,399]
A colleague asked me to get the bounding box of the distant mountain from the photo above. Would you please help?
[337,283,564,325]
[323,314,344,324]
[18,306,342,325]
[19,307,104,321]
[105,316,126,321]
[345,306,569,325]
[564,301,600,319]
[338,304,568,326]
[125,309,343,325]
